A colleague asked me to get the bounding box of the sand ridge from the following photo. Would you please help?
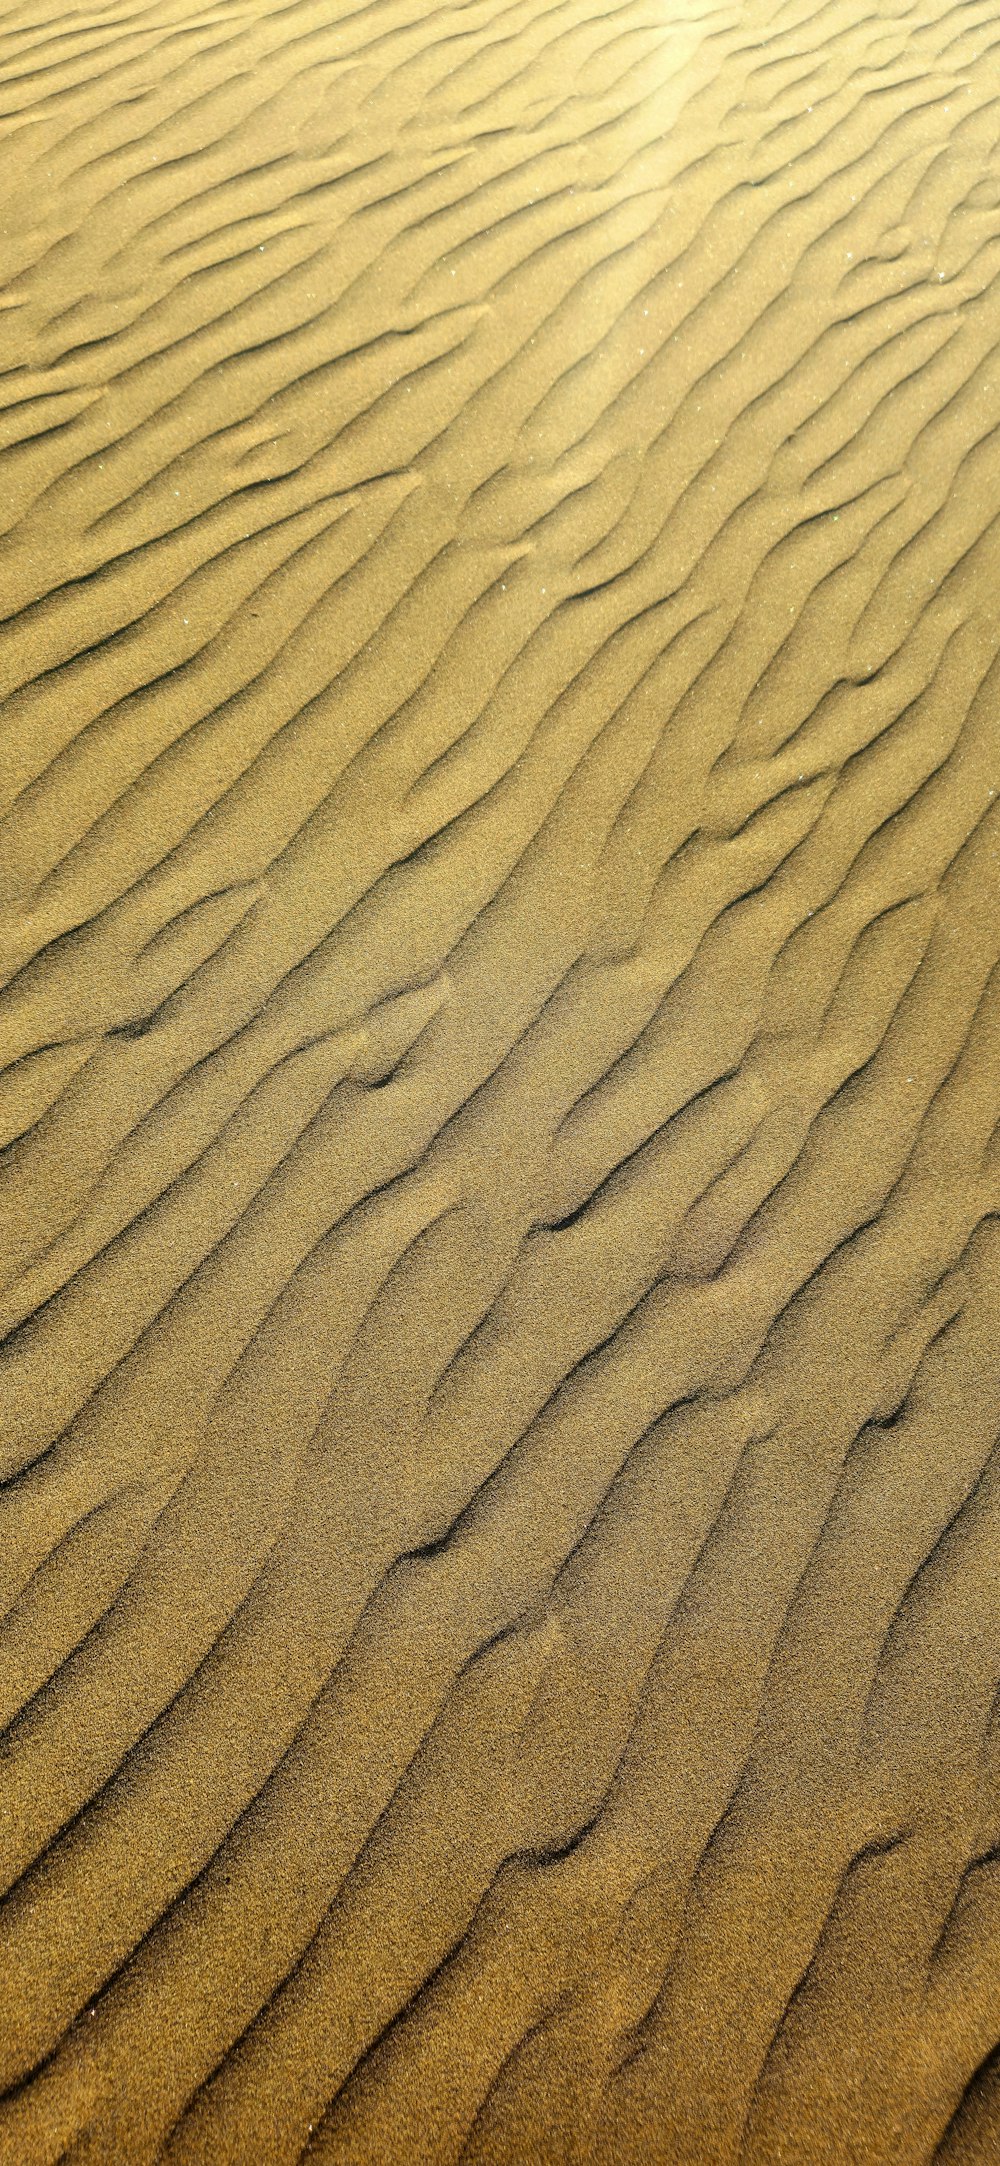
[0,0,999,2158]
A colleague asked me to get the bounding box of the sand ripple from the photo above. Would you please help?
[0,0,999,2158]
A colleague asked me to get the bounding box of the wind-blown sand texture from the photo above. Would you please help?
[1,0,999,2159]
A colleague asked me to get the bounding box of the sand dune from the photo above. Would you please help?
[0,0,999,2158]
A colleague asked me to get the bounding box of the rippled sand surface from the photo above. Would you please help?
[1,0,1000,2159]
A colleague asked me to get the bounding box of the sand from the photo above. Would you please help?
[0,0,998,2158]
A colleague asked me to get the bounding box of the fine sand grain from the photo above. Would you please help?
[1,0,999,2159]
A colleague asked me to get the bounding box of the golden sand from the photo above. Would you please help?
[0,0,999,2158]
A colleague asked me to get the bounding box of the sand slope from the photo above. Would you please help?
[0,0,999,2158]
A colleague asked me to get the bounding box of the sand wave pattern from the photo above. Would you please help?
[1,0,999,2157]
